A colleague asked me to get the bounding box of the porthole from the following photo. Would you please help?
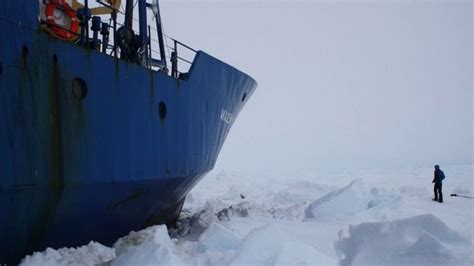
[241,93,247,102]
[72,78,88,100]
[158,101,167,120]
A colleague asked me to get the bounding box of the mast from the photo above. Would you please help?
[124,0,133,31]
[138,0,148,56]
[152,0,167,70]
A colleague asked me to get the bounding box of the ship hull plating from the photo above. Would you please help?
[0,2,257,263]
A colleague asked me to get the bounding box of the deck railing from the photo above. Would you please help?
[40,0,196,79]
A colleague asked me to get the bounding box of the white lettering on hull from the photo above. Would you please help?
[220,109,233,124]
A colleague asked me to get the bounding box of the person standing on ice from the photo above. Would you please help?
[432,165,445,203]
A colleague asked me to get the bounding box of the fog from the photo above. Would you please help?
[161,0,472,174]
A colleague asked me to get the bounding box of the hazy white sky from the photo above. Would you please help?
[161,0,472,173]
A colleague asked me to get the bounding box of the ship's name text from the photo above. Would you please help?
[220,109,233,124]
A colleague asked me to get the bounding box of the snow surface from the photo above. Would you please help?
[21,165,473,265]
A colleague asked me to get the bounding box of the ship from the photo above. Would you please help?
[0,0,257,263]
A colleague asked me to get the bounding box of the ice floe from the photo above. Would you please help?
[20,165,473,266]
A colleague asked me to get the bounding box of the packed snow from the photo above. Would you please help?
[21,164,473,265]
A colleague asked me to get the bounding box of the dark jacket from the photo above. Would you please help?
[433,169,445,183]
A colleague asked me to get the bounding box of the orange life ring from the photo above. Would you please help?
[45,0,79,41]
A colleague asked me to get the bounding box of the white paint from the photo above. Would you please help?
[220,109,233,124]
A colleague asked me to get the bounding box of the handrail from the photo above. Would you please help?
[165,35,197,53]
[41,0,197,78]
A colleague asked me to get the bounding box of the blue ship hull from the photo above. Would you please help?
[0,2,256,263]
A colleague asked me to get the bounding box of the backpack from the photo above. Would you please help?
[439,170,446,181]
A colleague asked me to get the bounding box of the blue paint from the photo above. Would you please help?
[0,2,257,264]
